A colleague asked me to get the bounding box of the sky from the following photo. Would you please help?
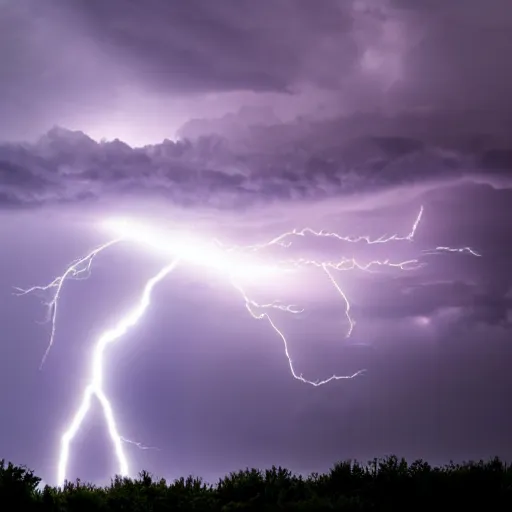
[1,0,512,487]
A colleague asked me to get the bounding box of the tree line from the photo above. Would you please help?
[2,455,512,511]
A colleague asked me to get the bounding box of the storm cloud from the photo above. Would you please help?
[1,110,512,210]
[2,0,512,143]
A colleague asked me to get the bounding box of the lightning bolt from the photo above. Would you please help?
[215,205,424,253]
[422,246,482,257]
[16,205,479,486]
[56,260,179,487]
[13,240,120,369]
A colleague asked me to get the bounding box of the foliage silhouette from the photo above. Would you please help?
[1,455,512,511]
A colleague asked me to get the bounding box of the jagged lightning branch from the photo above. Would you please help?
[14,239,121,369]
[56,259,179,487]
[423,246,481,257]
[15,205,479,486]
[231,263,363,385]
[215,205,424,253]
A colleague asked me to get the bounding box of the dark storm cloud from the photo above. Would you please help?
[361,280,512,328]
[0,0,128,141]
[2,106,512,210]
[2,0,512,143]
[67,0,512,112]
[387,0,512,113]
[67,0,357,93]
[0,131,466,208]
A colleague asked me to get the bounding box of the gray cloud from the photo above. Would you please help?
[0,0,128,141]
[2,0,511,144]
[359,279,512,328]
[67,0,357,94]
[1,109,512,210]
[386,0,512,113]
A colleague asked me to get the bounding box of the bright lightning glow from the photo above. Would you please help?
[17,205,479,486]
[57,260,179,487]
[101,217,281,281]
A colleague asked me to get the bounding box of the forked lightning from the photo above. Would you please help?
[16,206,479,486]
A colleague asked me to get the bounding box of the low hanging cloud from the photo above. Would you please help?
[1,109,512,210]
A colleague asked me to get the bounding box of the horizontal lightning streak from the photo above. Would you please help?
[216,206,424,253]
[278,256,425,272]
[120,437,159,451]
[422,246,482,257]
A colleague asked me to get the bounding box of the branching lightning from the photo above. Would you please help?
[55,260,179,486]
[16,205,479,486]
[14,240,121,369]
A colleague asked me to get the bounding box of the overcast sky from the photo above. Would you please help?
[2,0,512,144]
[1,0,512,488]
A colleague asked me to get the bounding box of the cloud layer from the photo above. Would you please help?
[1,110,511,210]
[2,0,512,143]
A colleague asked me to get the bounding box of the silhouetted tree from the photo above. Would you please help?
[1,455,512,511]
